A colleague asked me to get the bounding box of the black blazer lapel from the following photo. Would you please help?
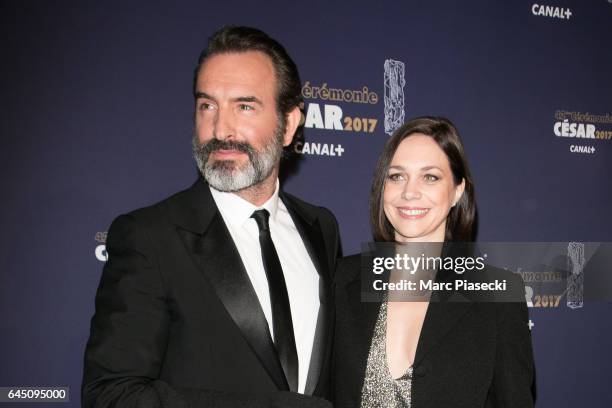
[173,179,289,391]
[413,249,475,373]
[413,287,473,374]
[280,193,333,395]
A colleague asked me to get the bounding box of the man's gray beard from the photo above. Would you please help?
[192,128,284,192]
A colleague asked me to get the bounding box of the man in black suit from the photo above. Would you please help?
[82,26,340,408]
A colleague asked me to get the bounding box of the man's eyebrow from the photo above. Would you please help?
[232,96,263,106]
[193,93,263,106]
[194,91,214,100]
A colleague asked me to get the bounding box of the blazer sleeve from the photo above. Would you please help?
[82,214,332,408]
[487,299,536,407]
[83,213,189,408]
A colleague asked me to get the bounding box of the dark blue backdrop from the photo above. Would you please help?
[2,0,611,406]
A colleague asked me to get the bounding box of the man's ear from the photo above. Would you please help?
[282,106,301,147]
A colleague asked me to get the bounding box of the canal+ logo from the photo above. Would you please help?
[531,4,572,20]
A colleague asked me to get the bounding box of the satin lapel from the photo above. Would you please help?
[281,196,331,395]
[177,211,289,391]
[282,200,328,279]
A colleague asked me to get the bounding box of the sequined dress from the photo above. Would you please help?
[360,301,413,408]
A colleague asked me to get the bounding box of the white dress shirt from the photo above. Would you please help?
[210,182,320,394]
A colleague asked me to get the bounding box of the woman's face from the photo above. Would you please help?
[383,134,465,243]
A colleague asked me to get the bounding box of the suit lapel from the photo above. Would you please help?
[413,274,473,370]
[413,246,477,369]
[281,193,332,395]
[172,179,289,390]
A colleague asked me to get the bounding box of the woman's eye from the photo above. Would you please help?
[387,173,404,182]
[424,174,439,182]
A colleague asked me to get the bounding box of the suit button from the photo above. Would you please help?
[413,363,430,377]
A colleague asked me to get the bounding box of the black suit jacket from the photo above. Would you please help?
[83,178,340,408]
[333,254,535,408]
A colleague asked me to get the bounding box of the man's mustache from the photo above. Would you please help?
[200,138,255,158]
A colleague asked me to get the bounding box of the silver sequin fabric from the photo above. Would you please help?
[360,300,413,408]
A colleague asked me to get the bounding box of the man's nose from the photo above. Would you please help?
[213,108,235,141]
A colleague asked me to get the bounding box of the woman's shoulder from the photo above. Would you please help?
[481,264,526,302]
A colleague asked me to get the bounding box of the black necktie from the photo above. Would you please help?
[251,209,299,392]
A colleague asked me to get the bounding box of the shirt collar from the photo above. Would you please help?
[209,180,280,227]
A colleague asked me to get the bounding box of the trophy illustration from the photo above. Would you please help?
[567,242,584,309]
[384,59,405,135]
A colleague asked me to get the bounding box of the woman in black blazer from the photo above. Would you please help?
[333,117,535,407]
